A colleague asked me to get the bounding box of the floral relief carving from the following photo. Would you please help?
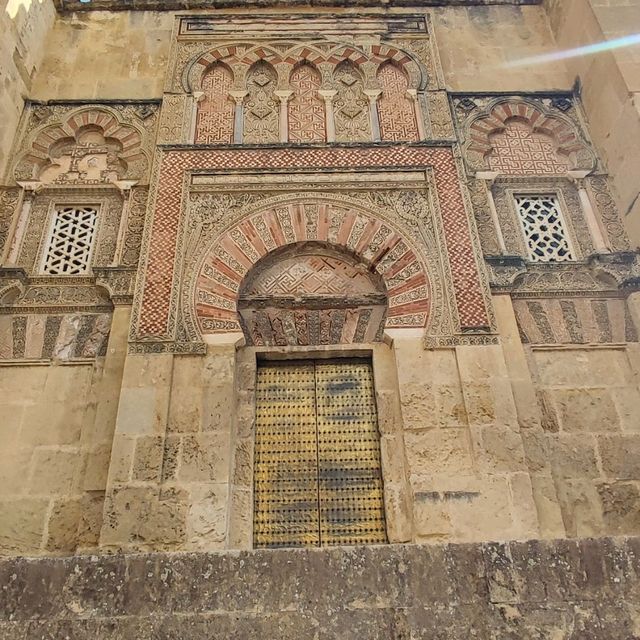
[376,63,418,142]
[0,188,20,256]
[585,175,631,252]
[333,61,371,143]
[288,64,325,143]
[12,104,157,186]
[121,186,148,267]
[243,61,279,144]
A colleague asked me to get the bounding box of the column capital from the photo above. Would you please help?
[229,90,248,104]
[318,89,337,101]
[275,90,294,102]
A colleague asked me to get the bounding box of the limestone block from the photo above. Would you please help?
[0,366,47,401]
[227,486,252,549]
[45,497,82,553]
[115,388,159,437]
[0,448,31,495]
[0,498,49,554]
[404,429,474,480]
[82,444,112,491]
[0,404,23,450]
[20,401,85,447]
[106,436,135,485]
[413,492,452,542]
[460,383,496,426]
[471,425,527,473]
[447,477,515,542]
[552,388,620,432]
[507,472,540,540]
[382,481,412,544]
[555,478,605,538]
[186,484,228,549]
[178,432,231,484]
[132,435,164,482]
[548,434,601,480]
[28,448,80,495]
[598,434,640,480]
[519,429,551,475]
[232,436,253,487]
[202,382,234,432]
[168,357,203,433]
[611,386,640,432]
[529,475,565,539]
[597,481,640,536]
[101,486,188,550]
[76,492,105,549]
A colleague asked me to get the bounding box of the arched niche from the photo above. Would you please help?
[237,242,387,346]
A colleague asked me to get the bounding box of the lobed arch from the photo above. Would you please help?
[190,198,431,342]
[14,107,147,183]
[464,98,597,174]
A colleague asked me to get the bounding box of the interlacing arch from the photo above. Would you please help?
[187,40,426,144]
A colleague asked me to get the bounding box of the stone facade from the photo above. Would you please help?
[0,0,640,635]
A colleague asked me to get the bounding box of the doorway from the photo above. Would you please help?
[253,358,387,548]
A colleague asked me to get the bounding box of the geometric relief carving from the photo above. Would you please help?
[288,64,325,143]
[515,195,574,262]
[488,121,570,175]
[376,62,418,142]
[238,244,387,346]
[243,61,279,144]
[333,61,371,143]
[195,63,235,144]
[42,205,99,275]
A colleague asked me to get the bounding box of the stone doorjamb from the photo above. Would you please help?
[227,339,413,549]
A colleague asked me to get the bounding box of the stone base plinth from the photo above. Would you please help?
[1,537,638,638]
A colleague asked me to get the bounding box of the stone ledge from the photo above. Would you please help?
[54,0,541,11]
[0,537,638,638]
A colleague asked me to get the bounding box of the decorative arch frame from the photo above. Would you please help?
[183,194,434,344]
[463,98,597,174]
[13,106,148,183]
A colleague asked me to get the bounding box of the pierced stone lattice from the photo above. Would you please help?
[288,64,326,143]
[377,63,418,142]
[488,121,570,175]
[333,62,371,143]
[243,61,279,144]
[42,205,98,275]
[515,195,574,262]
[195,64,235,144]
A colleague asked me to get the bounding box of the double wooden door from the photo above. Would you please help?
[253,359,387,548]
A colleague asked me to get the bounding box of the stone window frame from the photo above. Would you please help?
[228,341,413,549]
[19,188,124,275]
[491,177,595,263]
[512,193,576,264]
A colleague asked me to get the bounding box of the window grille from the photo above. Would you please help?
[42,205,98,275]
[514,195,574,262]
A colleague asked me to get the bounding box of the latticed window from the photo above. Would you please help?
[42,205,98,275]
[514,195,574,262]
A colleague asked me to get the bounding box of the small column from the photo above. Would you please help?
[318,90,337,142]
[275,90,293,143]
[569,171,608,253]
[365,89,382,142]
[475,171,508,254]
[229,91,248,144]
[112,180,138,266]
[407,89,426,141]
[5,182,41,266]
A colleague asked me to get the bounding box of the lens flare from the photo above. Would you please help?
[504,34,640,68]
